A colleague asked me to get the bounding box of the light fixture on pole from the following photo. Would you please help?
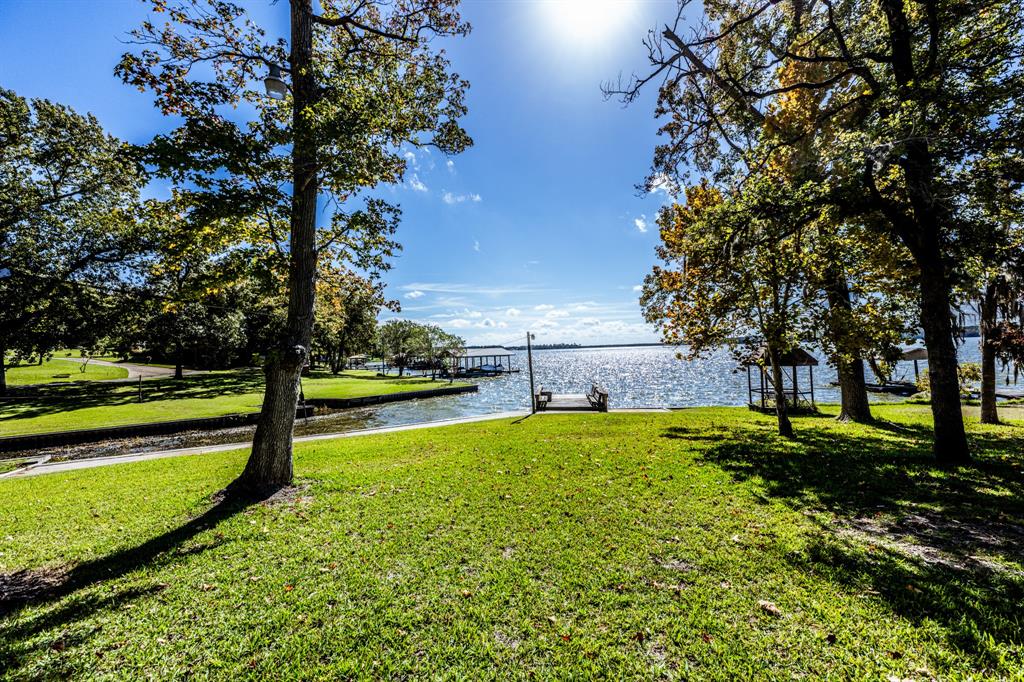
[264,64,288,99]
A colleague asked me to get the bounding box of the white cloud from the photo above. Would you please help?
[466,310,483,318]
[497,321,508,328]
[535,319,559,329]
[408,174,428,192]
[449,318,471,329]
[473,239,480,252]
[446,159,455,172]
[506,308,521,317]
[442,191,482,205]
[406,290,425,299]
[634,215,648,233]
[579,317,601,326]
[632,284,643,292]
[533,304,555,311]
[401,282,539,296]
[649,172,677,198]
[477,318,496,328]
[546,309,570,318]
[403,150,418,170]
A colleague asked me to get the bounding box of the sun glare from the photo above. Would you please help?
[538,0,635,47]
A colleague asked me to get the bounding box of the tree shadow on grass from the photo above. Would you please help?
[687,416,1024,668]
[0,489,263,674]
[0,370,267,424]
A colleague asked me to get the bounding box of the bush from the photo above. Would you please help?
[916,362,981,397]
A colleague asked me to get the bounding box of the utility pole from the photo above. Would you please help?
[527,331,536,413]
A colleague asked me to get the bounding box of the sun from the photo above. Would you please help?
[537,0,636,47]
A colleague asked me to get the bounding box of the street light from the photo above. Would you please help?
[264,64,288,99]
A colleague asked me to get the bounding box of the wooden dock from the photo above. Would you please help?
[535,385,609,412]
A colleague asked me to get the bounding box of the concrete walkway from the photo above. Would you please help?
[52,357,195,380]
[2,411,529,479]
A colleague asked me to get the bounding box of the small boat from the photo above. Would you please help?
[865,382,918,396]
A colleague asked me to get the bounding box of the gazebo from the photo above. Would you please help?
[742,347,819,413]
[900,345,928,380]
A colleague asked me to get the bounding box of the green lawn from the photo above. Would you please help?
[0,370,463,437]
[1,405,1022,678]
[5,359,129,386]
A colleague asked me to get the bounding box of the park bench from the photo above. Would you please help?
[586,384,609,412]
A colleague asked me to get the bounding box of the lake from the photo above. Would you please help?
[355,342,987,427]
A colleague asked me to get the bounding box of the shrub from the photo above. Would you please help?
[916,362,982,396]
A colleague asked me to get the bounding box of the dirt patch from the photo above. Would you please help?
[652,555,696,572]
[836,510,1024,575]
[494,628,520,650]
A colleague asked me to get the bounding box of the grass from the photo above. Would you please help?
[4,359,129,387]
[2,404,1023,679]
[0,369,464,437]
[0,459,30,475]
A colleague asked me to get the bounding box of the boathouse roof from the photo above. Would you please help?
[453,346,515,359]
[900,345,928,361]
[742,347,819,367]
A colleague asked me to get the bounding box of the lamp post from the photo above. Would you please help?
[264,64,288,99]
[527,332,536,413]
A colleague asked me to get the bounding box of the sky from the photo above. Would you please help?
[0,0,684,347]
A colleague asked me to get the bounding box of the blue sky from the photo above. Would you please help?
[0,0,682,346]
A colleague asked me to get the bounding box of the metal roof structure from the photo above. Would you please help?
[741,347,820,367]
[900,345,929,361]
[453,346,516,359]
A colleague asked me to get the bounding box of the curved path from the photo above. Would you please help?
[52,357,197,380]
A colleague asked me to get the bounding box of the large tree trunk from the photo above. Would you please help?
[979,279,999,424]
[918,259,970,464]
[837,357,872,423]
[233,0,318,495]
[766,345,794,438]
[825,273,872,422]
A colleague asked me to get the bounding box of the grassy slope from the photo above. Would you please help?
[2,405,1022,679]
[5,359,129,386]
[0,370,463,437]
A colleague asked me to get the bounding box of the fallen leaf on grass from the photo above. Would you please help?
[757,600,782,617]
[701,633,713,643]
[200,583,216,592]
[460,589,473,598]
[283,584,294,592]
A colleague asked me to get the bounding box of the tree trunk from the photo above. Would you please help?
[174,341,184,380]
[979,279,999,424]
[825,272,872,422]
[918,259,970,464]
[837,358,872,423]
[766,345,794,438]
[876,0,970,465]
[233,0,318,495]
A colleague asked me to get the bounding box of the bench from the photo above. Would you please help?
[586,384,609,412]
[534,385,552,411]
